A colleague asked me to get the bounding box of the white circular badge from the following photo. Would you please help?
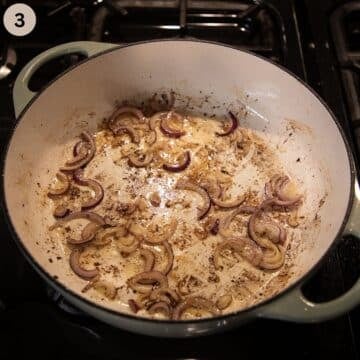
[3,3,36,37]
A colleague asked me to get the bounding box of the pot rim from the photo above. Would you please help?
[2,39,356,325]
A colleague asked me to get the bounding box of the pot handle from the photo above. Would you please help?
[13,41,118,118]
[257,179,360,322]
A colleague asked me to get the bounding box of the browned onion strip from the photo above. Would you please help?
[148,301,171,317]
[128,222,146,241]
[73,169,104,209]
[108,106,146,134]
[260,241,285,270]
[214,237,263,269]
[274,176,302,204]
[114,126,140,144]
[146,130,157,145]
[128,299,141,313]
[50,211,105,230]
[254,215,287,244]
[149,287,180,305]
[82,222,101,242]
[216,111,238,136]
[61,131,96,171]
[103,216,118,227]
[200,180,222,200]
[248,211,270,249]
[163,151,191,172]
[128,152,153,168]
[48,172,70,196]
[261,197,301,209]
[218,205,256,238]
[68,141,88,165]
[149,112,167,130]
[117,237,139,256]
[264,180,273,198]
[175,180,211,220]
[53,205,69,218]
[92,227,124,247]
[172,296,220,320]
[69,249,98,280]
[210,193,245,209]
[264,175,302,207]
[73,141,89,157]
[128,271,168,294]
[160,111,186,138]
[140,248,155,272]
[249,212,286,268]
[145,219,178,245]
[67,222,102,245]
[161,241,174,275]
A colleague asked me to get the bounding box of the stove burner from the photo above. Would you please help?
[0,45,16,80]
[331,2,360,128]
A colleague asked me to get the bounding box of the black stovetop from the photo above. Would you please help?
[0,1,359,359]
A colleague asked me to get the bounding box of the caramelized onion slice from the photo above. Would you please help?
[108,106,146,134]
[128,271,168,294]
[114,126,140,144]
[218,205,256,238]
[145,130,157,145]
[161,241,174,275]
[94,226,127,246]
[274,175,302,204]
[148,301,171,317]
[67,222,102,245]
[210,193,245,209]
[175,179,211,220]
[128,299,141,313]
[172,296,220,320]
[163,151,191,172]
[61,131,96,171]
[73,140,89,157]
[260,241,285,270]
[150,287,180,305]
[50,211,105,230]
[128,152,153,167]
[149,112,167,130]
[140,248,155,272]
[69,249,98,280]
[160,111,186,138]
[214,237,263,269]
[254,215,287,244]
[82,222,101,241]
[248,210,286,254]
[264,175,302,207]
[53,205,69,218]
[68,141,89,165]
[216,294,233,310]
[73,169,104,209]
[48,172,70,196]
[117,236,139,256]
[216,111,238,136]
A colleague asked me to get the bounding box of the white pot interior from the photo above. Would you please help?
[4,41,352,318]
